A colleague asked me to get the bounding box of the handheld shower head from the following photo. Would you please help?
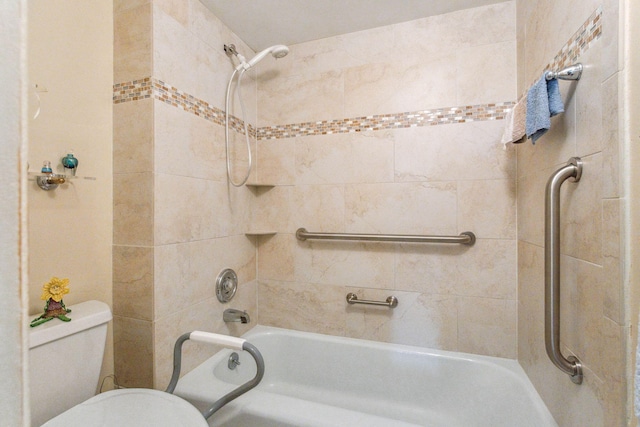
[245,45,290,68]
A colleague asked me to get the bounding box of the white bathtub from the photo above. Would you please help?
[175,326,557,427]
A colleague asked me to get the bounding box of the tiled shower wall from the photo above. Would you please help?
[113,0,519,388]
[254,1,518,356]
[516,0,627,425]
[113,0,258,388]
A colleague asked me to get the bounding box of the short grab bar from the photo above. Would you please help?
[346,292,398,308]
[296,228,476,245]
[544,157,583,384]
[166,331,265,419]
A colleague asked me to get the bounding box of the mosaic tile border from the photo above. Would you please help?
[256,103,514,140]
[113,78,255,136]
[524,6,602,93]
[113,79,513,140]
[113,6,602,141]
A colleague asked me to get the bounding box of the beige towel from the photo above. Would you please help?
[501,95,527,146]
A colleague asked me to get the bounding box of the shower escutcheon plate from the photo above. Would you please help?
[216,268,238,303]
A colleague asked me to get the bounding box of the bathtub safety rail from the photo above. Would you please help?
[544,157,583,384]
[296,228,476,245]
[166,331,265,419]
[346,292,398,308]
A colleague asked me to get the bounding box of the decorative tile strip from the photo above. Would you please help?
[551,6,602,72]
[113,79,513,141]
[255,102,515,140]
[113,77,256,137]
[113,6,600,142]
[524,6,602,93]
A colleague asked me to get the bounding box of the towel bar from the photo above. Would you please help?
[545,63,583,81]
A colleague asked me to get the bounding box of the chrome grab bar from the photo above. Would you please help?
[296,228,476,245]
[346,292,398,308]
[544,157,583,384]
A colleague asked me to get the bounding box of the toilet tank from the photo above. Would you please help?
[29,300,112,426]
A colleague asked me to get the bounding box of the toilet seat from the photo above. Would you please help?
[42,388,208,427]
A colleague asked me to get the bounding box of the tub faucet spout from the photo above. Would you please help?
[223,309,250,324]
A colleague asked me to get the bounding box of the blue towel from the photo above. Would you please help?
[525,75,565,143]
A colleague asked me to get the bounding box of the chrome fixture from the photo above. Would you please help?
[296,228,475,245]
[223,308,250,324]
[346,293,398,308]
[545,63,583,81]
[216,269,238,303]
[545,157,583,384]
[228,352,241,370]
[36,174,66,191]
[223,43,290,187]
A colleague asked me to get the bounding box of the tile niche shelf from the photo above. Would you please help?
[244,231,277,236]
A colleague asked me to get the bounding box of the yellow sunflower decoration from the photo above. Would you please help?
[40,277,70,302]
[30,277,72,327]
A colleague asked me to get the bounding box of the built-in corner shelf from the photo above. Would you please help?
[246,182,276,189]
[245,231,277,237]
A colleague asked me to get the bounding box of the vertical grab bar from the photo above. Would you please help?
[544,157,583,384]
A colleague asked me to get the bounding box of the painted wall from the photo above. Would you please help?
[516,0,628,425]
[27,0,114,388]
[0,1,28,424]
[254,2,518,357]
[113,0,258,388]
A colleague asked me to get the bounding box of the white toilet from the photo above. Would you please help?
[29,300,207,427]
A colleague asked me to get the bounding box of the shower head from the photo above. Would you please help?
[244,45,290,69]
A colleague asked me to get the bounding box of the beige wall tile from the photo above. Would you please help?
[257,233,295,282]
[113,316,154,388]
[258,70,344,126]
[394,2,516,58]
[517,241,546,369]
[113,172,153,246]
[575,44,603,157]
[456,41,517,106]
[602,73,620,199]
[257,138,296,185]
[602,199,622,323]
[154,100,226,181]
[345,182,457,235]
[396,241,515,300]
[561,153,603,265]
[294,240,395,289]
[457,296,517,358]
[252,185,291,233]
[457,179,516,239]
[113,245,154,321]
[345,288,458,350]
[114,4,152,83]
[291,185,345,233]
[114,98,153,174]
[153,297,240,388]
[258,280,346,336]
[344,54,457,117]
[394,120,514,182]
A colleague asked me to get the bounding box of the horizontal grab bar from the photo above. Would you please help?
[296,228,476,245]
[346,292,398,308]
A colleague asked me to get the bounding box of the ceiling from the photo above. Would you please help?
[199,0,511,51]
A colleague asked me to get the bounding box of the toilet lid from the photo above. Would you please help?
[42,388,209,427]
